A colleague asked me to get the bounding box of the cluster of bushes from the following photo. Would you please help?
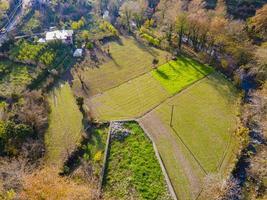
[5,40,74,90]
[104,122,171,200]
[71,18,86,30]
[8,40,66,68]
[139,27,160,47]
[99,21,119,37]
[0,91,49,156]
[0,60,14,77]
[9,40,45,64]
[0,120,33,156]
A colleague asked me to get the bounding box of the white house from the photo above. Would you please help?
[45,30,73,44]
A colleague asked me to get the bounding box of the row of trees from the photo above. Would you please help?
[0,91,49,156]
[154,0,266,84]
[0,91,49,197]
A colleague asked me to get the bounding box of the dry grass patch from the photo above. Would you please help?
[20,167,92,200]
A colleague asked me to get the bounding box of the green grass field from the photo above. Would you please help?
[88,55,214,121]
[0,59,34,97]
[152,55,214,94]
[45,83,83,167]
[88,73,169,121]
[166,73,240,172]
[104,122,171,200]
[72,36,170,96]
[140,73,240,199]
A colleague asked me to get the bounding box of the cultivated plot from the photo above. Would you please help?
[152,55,214,94]
[0,59,34,97]
[139,73,240,200]
[88,73,169,121]
[45,83,83,167]
[104,122,171,200]
[72,36,170,96]
[88,55,214,121]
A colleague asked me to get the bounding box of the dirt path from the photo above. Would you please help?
[139,112,204,200]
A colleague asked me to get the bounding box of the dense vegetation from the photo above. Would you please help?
[104,122,171,200]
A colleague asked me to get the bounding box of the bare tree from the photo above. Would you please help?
[202,174,241,200]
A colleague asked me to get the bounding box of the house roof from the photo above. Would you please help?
[45,30,73,41]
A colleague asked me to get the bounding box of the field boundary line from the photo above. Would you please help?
[135,73,213,120]
[217,127,234,172]
[94,73,213,123]
[98,121,113,195]
[168,105,208,175]
[89,60,213,99]
[89,68,154,98]
[170,126,208,175]
[138,120,178,200]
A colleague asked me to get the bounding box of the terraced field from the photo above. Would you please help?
[88,73,169,120]
[71,37,240,200]
[152,55,214,94]
[139,73,240,200]
[45,83,83,167]
[72,36,170,96]
[88,55,212,121]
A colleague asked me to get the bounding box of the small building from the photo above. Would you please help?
[37,38,46,43]
[73,48,83,57]
[45,30,73,44]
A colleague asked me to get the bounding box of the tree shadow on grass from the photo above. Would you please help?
[178,55,211,76]
[155,69,169,80]
[132,37,159,57]
[168,62,182,75]
[205,73,240,104]
[110,56,123,69]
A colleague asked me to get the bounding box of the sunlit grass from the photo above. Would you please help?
[45,83,83,167]
[152,55,214,94]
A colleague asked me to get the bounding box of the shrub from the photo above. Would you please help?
[0,120,33,156]
[86,42,94,50]
[71,18,85,30]
[93,151,102,162]
[140,33,160,46]
[99,21,119,37]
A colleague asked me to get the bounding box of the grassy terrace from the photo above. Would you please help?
[88,73,169,120]
[104,122,171,200]
[45,83,83,167]
[88,55,213,121]
[139,73,240,199]
[167,73,239,172]
[152,55,214,94]
[72,36,170,96]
